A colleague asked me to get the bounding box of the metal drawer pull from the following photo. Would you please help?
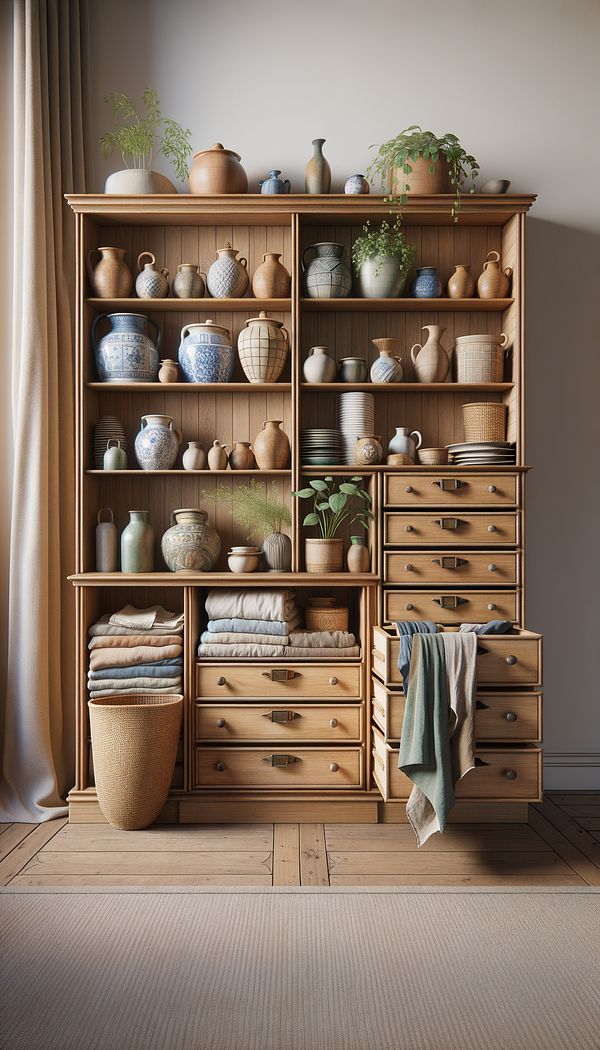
[216,718,226,728]
[329,718,338,728]
[404,563,413,572]
[433,557,467,569]
[330,762,339,772]
[504,768,518,780]
[405,602,414,611]
[433,478,464,491]
[488,484,497,493]
[216,676,227,686]
[263,753,298,767]
[215,761,226,772]
[505,712,518,722]
[329,676,338,686]
[433,595,467,609]
[488,563,498,573]
[266,709,299,723]
[488,603,497,611]
[262,668,300,682]
[405,524,414,532]
[505,655,517,665]
[432,518,465,530]
[405,485,413,493]
[475,699,489,710]
[488,524,497,533]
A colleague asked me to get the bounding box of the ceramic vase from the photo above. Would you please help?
[447,264,475,299]
[251,253,291,299]
[206,242,249,298]
[370,339,403,383]
[229,442,256,470]
[134,414,181,470]
[303,346,337,383]
[410,324,451,383]
[477,251,513,298]
[172,264,206,299]
[411,267,442,298]
[303,243,352,299]
[259,170,291,193]
[121,510,155,573]
[135,252,169,298]
[388,427,423,461]
[92,313,160,383]
[161,508,220,572]
[357,257,407,299]
[208,440,230,470]
[253,420,290,469]
[354,435,383,466]
[96,508,118,572]
[178,320,235,383]
[263,532,292,572]
[182,442,207,471]
[347,536,370,573]
[158,359,180,384]
[339,357,367,383]
[87,247,133,298]
[103,439,128,470]
[237,311,289,383]
[344,174,369,194]
[305,138,331,194]
[188,143,248,194]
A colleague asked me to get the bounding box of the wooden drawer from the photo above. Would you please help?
[372,728,541,802]
[372,678,542,744]
[193,745,363,789]
[384,551,519,586]
[385,511,519,546]
[384,473,518,508]
[383,589,519,625]
[194,702,363,743]
[372,625,542,688]
[196,662,362,699]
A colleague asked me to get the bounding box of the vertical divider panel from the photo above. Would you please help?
[292,213,301,572]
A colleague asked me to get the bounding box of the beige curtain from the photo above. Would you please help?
[0,0,88,820]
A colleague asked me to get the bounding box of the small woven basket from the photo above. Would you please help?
[306,598,349,632]
[89,694,183,830]
[418,447,448,465]
[462,402,507,443]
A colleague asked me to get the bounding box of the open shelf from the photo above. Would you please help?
[69,572,380,587]
[301,382,514,393]
[301,298,513,312]
[86,382,292,392]
[86,469,292,476]
[301,464,529,474]
[87,297,291,312]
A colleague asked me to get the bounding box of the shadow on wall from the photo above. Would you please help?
[526,218,600,771]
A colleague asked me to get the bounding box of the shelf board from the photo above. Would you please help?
[301,464,529,474]
[86,469,292,476]
[87,298,291,312]
[69,571,380,587]
[301,298,513,312]
[86,382,292,392]
[301,382,513,392]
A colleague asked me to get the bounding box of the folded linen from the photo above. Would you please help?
[288,630,356,649]
[204,589,297,623]
[89,660,182,681]
[286,645,360,658]
[89,621,181,638]
[89,634,183,650]
[206,615,301,636]
[89,685,182,698]
[89,644,183,671]
[89,677,183,692]
[201,631,290,647]
[197,642,361,659]
[108,605,185,630]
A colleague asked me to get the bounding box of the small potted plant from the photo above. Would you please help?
[368,125,479,220]
[292,477,373,573]
[100,88,192,194]
[202,480,293,571]
[352,219,416,298]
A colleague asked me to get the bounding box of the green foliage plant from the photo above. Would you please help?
[100,88,192,182]
[292,477,374,539]
[201,480,292,541]
[352,218,416,278]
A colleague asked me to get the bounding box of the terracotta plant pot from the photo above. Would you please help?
[188,143,248,194]
[305,538,344,573]
[390,155,450,196]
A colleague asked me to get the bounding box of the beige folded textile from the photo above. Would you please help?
[197,642,361,659]
[109,605,185,630]
[89,622,181,638]
[201,631,290,646]
[89,634,183,650]
[204,589,297,623]
[87,677,183,691]
[288,630,356,648]
[285,645,361,658]
[89,644,183,670]
[89,686,183,698]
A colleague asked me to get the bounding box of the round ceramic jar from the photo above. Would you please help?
[172,264,206,299]
[227,546,261,573]
[134,414,181,471]
[161,509,221,572]
[178,320,235,383]
[237,311,289,384]
[344,174,369,194]
[411,266,442,298]
[92,313,160,383]
[302,243,352,299]
[188,143,248,194]
[339,357,368,383]
[206,243,249,298]
[354,435,383,465]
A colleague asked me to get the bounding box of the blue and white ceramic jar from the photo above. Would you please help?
[259,170,291,194]
[344,174,369,195]
[411,266,442,298]
[92,313,160,382]
[302,242,352,299]
[178,320,235,383]
[134,414,182,470]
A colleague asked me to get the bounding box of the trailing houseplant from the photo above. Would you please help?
[201,480,293,571]
[352,219,416,298]
[100,88,192,194]
[292,477,373,573]
[367,125,479,220]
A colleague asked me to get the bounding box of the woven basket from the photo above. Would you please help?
[418,447,448,465]
[306,599,349,632]
[89,694,183,830]
[304,538,344,574]
[462,402,507,443]
[454,333,508,383]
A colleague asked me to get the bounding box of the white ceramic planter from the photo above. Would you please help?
[357,256,407,299]
[104,169,177,194]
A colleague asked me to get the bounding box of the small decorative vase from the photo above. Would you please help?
[344,174,369,195]
[354,435,383,466]
[251,253,291,299]
[253,420,290,469]
[92,313,160,383]
[121,510,155,573]
[410,324,451,383]
[304,138,331,194]
[347,536,370,573]
[263,532,292,572]
[303,346,337,383]
[370,340,403,383]
[134,414,181,470]
[388,427,423,462]
[172,264,206,299]
[96,508,118,572]
[206,242,249,298]
[237,312,289,384]
[229,441,256,470]
[103,439,128,470]
[305,538,344,573]
[477,250,513,298]
[357,257,407,299]
[303,243,352,299]
[447,264,475,299]
[259,170,291,194]
[182,441,207,471]
[178,320,235,383]
[161,508,220,572]
[135,252,169,298]
[339,357,368,383]
[188,143,248,194]
[158,359,180,384]
[411,266,442,298]
[208,440,230,470]
[87,247,132,298]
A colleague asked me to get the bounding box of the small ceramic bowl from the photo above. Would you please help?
[418,447,449,465]
[228,550,260,573]
[480,179,511,195]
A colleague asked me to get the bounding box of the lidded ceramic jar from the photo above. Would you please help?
[253,420,291,469]
[134,414,182,471]
[252,253,291,299]
[237,311,289,384]
[92,313,160,383]
[259,170,291,194]
[207,242,250,298]
[302,243,352,299]
[370,339,403,383]
[411,266,442,298]
[178,320,234,383]
[172,264,206,299]
[188,143,248,194]
[303,346,337,383]
[135,252,169,298]
[161,508,221,572]
[87,247,133,298]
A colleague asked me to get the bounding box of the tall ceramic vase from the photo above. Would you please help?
[305,138,331,193]
[121,511,155,573]
[410,325,451,383]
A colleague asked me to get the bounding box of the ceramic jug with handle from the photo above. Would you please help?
[208,440,231,470]
[388,427,423,462]
[410,324,451,383]
[135,252,170,298]
[206,242,249,298]
[477,250,513,299]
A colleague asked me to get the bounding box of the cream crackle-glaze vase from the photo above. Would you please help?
[161,509,220,572]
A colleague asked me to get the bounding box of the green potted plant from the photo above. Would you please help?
[367,125,479,220]
[202,480,293,571]
[100,88,192,194]
[352,219,416,298]
[292,477,373,573]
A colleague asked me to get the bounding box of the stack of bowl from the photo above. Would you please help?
[301,429,343,466]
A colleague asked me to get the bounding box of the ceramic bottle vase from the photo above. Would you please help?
[96,508,118,571]
[87,247,133,298]
[410,325,451,383]
[208,440,230,470]
[182,442,207,470]
[263,532,292,571]
[251,253,291,299]
[477,251,513,298]
[121,511,155,573]
[303,346,337,383]
[172,264,206,299]
[447,264,475,299]
[253,420,290,469]
[161,509,221,572]
[206,242,249,298]
[347,536,370,572]
[135,252,170,298]
[305,138,331,194]
[370,339,403,383]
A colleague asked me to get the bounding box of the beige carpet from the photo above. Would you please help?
[1,887,599,1050]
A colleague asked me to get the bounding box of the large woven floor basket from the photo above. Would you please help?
[89,694,183,830]
[462,402,507,442]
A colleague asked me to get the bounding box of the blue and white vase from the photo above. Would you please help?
[178,320,235,383]
[302,242,352,299]
[411,266,442,298]
[259,170,291,194]
[92,313,160,382]
[134,414,181,471]
[344,174,369,195]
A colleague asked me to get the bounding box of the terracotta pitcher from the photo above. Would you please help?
[87,247,133,298]
[208,440,231,470]
[410,325,451,383]
[477,251,513,299]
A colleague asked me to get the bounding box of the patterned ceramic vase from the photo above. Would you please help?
[134,414,182,470]
[161,509,220,572]
[237,311,289,384]
[302,243,352,299]
[354,435,383,465]
[411,266,442,298]
[259,170,291,194]
[370,340,403,383]
[92,313,160,382]
[121,511,155,573]
[206,242,249,298]
[135,252,170,298]
[344,174,369,195]
[172,264,206,299]
[178,320,235,383]
[262,532,292,571]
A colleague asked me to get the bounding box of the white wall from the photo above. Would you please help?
[87,0,600,788]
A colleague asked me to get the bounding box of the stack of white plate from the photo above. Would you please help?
[93,416,128,468]
[447,441,516,465]
[301,429,343,466]
[338,392,375,463]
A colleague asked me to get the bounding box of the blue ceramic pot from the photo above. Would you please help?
[259,170,291,194]
[92,313,160,382]
[178,320,235,383]
[411,266,442,298]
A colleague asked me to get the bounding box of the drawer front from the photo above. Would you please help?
[385,551,519,586]
[385,512,519,547]
[193,746,363,789]
[194,702,363,742]
[196,663,361,699]
[385,473,518,508]
[372,678,404,741]
[383,589,519,625]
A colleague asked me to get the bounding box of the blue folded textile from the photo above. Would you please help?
[459,620,513,636]
[88,660,182,681]
[207,617,291,636]
[395,621,439,693]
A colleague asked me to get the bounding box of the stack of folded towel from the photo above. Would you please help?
[197,589,360,658]
[88,605,184,698]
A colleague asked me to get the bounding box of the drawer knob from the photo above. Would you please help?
[488,524,497,533]
[487,602,497,611]
[488,484,497,493]
[329,676,338,686]
[216,676,227,686]
[215,761,226,772]
[488,563,497,573]
[504,768,518,780]
[405,603,414,611]
[405,524,414,532]
[505,655,517,665]
[505,712,518,722]
[405,485,413,493]
[404,563,413,572]
[216,718,226,728]
[329,718,338,728]
[330,762,339,773]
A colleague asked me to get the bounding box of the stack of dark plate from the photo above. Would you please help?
[447,441,516,465]
[301,429,343,466]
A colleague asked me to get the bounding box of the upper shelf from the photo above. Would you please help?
[86,382,292,393]
[301,298,513,312]
[87,298,291,313]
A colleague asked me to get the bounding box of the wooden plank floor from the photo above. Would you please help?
[2,794,600,887]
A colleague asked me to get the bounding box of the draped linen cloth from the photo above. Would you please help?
[0,0,88,820]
